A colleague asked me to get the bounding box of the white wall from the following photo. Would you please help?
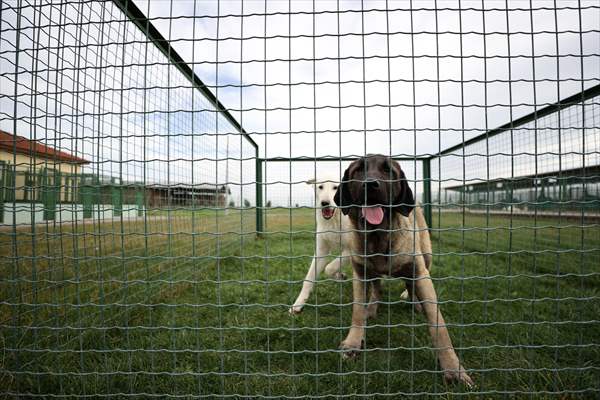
[1,203,144,227]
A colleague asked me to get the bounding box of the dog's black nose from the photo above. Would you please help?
[365,179,380,189]
[321,201,330,207]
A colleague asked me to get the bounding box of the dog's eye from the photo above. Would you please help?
[333,186,338,190]
[318,185,323,190]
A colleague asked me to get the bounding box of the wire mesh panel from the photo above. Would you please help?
[1,0,599,398]
[432,89,600,213]
[1,0,256,397]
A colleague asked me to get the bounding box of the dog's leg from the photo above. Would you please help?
[340,266,367,358]
[414,260,474,387]
[324,252,348,280]
[366,278,381,319]
[403,279,422,313]
[289,244,329,315]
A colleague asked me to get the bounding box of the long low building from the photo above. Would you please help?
[441,164,600,212]
[145,183,230,208]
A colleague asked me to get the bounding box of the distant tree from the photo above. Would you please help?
[228,200,235,207]
[243,199,251,208]
[295,203,299,208]
[266,200,272,208]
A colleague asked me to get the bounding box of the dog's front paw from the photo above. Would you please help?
[401,290,423,313]
[339,339,364,359]
[334,271,347,280]
[288,304,304,315]
[366,303,378,319]
[443,365,474,388]
[412,301,423,313]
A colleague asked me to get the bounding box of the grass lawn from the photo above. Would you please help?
[1,207,599,398]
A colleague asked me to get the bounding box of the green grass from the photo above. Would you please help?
[1,208,599,398]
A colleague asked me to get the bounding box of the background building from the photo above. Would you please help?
[0,130,89,223]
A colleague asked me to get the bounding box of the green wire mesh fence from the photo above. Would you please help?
[1,0,599,398]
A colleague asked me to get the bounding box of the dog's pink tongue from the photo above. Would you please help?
[362,207,384,225]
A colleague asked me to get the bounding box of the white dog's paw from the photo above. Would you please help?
[288,304,304,315]
[400,290,422,313]
[366,303,378,319]
[413,301,423,313]
[334,271,347,281]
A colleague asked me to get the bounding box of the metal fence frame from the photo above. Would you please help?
[113,0,261,228]
[254,83,600,234]
[109,0,600,237]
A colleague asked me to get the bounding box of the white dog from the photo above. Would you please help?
[289,175,354,314]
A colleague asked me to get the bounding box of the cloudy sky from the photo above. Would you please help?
[138,0,598,147]
[1,0,598,206]
[135,0,599,205]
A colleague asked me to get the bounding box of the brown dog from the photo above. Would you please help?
[333,154,473,387]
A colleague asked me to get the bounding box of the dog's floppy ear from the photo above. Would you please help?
[306,178,316,185]
[392,162,415,217]
[333,167,353,215]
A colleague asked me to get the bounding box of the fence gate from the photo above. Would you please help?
[40,168,60,221]
[110,177,122,217]
[79,174,100,219]
[135,184,144,217]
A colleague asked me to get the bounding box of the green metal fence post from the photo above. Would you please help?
[80,175,93,219]
[136,184,144,217]
[256,157,263,236]
[422,158,432,228]
[111,177,122,217]
[0,161,5,223]
[41,168,59,221]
